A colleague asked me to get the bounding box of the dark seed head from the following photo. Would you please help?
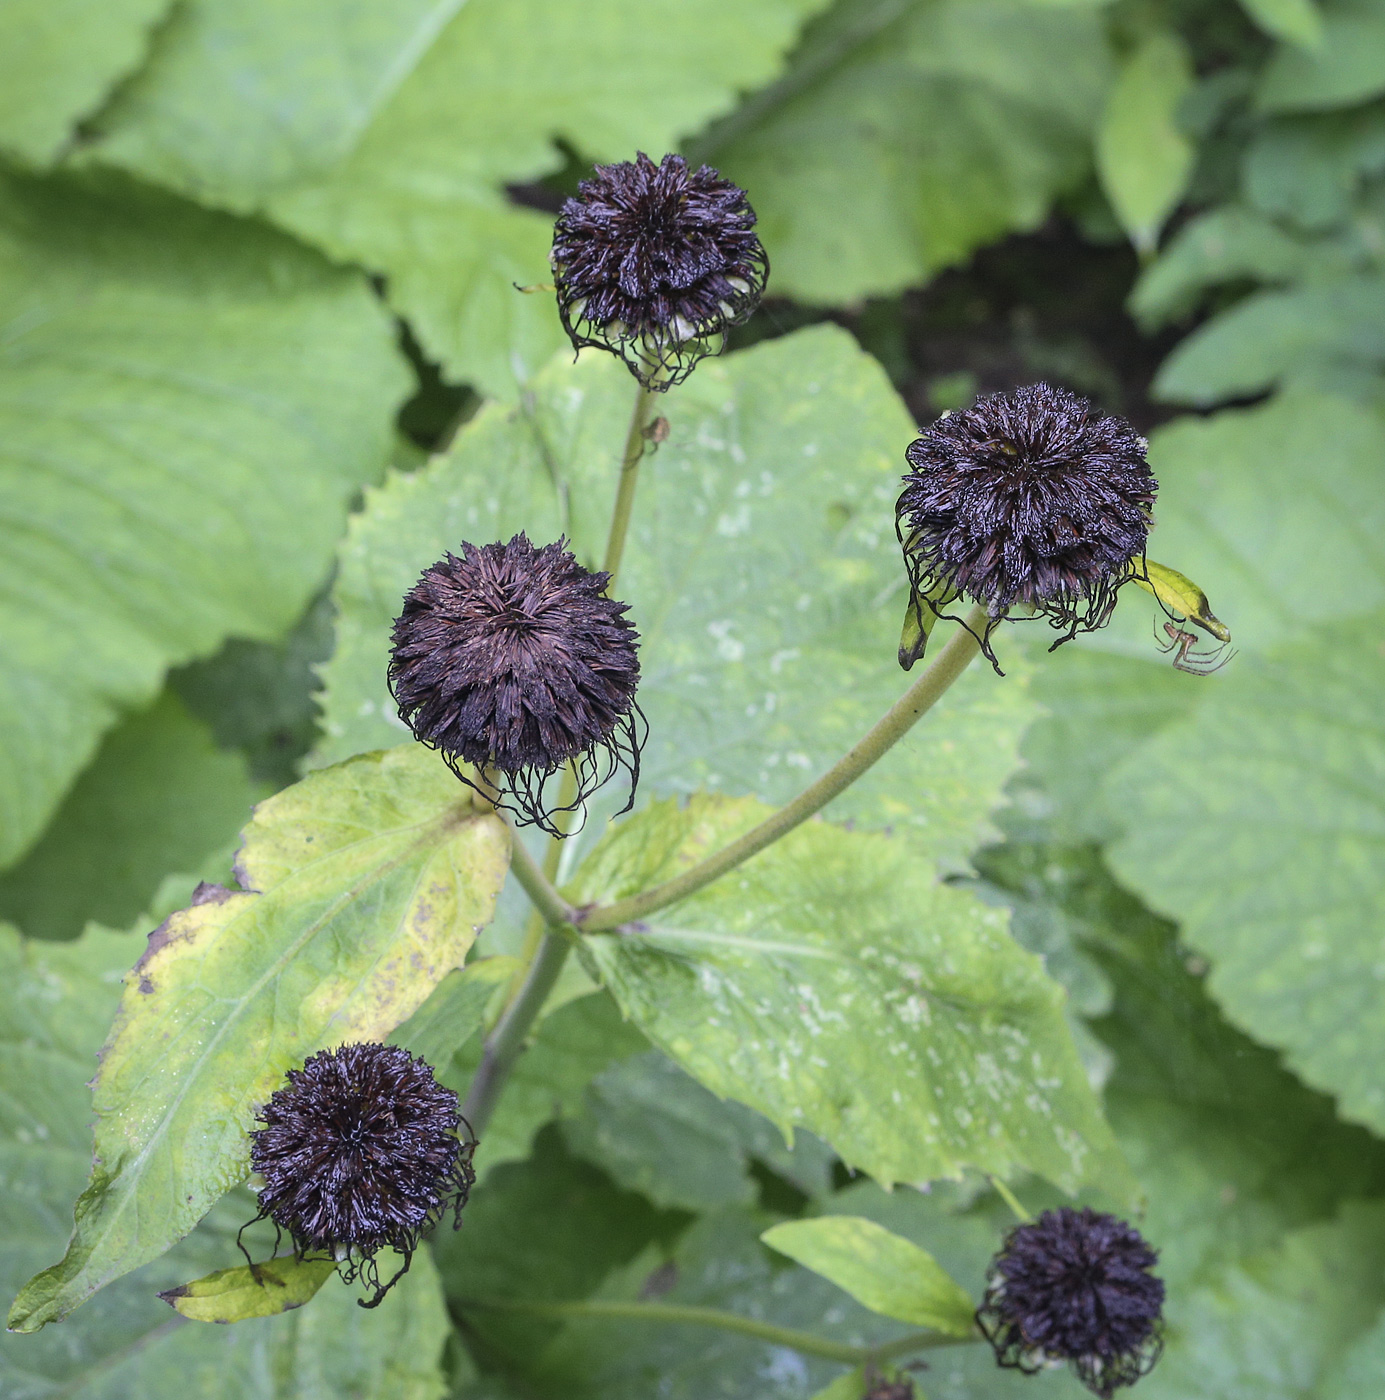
[551,151,768,390]
[896,384,1157,671]
[389,533,644,835]
[248,1043,474,1307]
[977,1207,1165,1398]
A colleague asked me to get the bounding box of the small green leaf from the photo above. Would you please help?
[8,745,510,1332]
[570,793,1134,1201]
[762,1217,976,1335]
[1097,31,1197,254]
[1132,561,1231,643]
[159,1255,338,1323]
[1257,0,1385,111]
[1239,0,1324,48]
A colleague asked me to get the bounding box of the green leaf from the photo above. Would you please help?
[158,1255,338,1323]
[1241,108,1385,232]
[762,1216,975,1334]
[1155,274,1385,405]
[447,991,650,1179]
[0,166,408,869]
[569,793,1133,1200]
[88,0,827,394]
[0,923,452,1399]
[391,957,517,1068]
[1129,205,1312,329]
[530,1210,918,1400]
[1017,388,1385,841]
[8,745,510,1332]
[1239,0,1325,48]
[1138,1204,1385,1400]
[1257,0,1385,111]
[808,1368,868,1400]
[87,0,476,207]
[1323,1310,1385,1399]
[0,0,171,163]
[1096,32,1196,255]
[317,326,1036,874]
[563,1050,835,1210]
[0,691,259,941]
[434,1127,677,1364]
[714,0,1112,304]
[1105,612,1385,1137]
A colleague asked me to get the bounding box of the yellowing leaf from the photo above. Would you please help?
[8,745,509,1332]
[159,1255,338,1323]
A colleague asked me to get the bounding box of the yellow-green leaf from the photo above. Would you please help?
[159,1255,338,1323]
[1097,32,1196,254]
[762,1217,976,1335]
[8,745,510,1333]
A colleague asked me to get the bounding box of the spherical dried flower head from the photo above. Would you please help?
[897,384,1157,672]
[977,1207,1165,1398]
[551,151,768,390]
[389,533,644,835]
[247,1043,474,1308]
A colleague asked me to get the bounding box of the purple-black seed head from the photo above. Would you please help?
[897,384,1156,670]
[551,151,768,389]
[248,1043,474,1306]
[389,533,643,834]
[977,1207,1165,1398]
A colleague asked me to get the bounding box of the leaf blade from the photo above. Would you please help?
[762,1216,976,1334]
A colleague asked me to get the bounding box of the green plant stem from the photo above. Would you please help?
[461,1297,978,1364]
[602,382,655,582]
[577,604,988,931]
[988,1174,1033,1223]
[462,928,572,1136]
[507,829,580,930]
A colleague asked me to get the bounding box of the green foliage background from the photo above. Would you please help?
[3,0,1385,1395]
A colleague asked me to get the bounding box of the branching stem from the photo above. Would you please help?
[464,378,655,1133]
[577,604,988,931]
[460,1296,980,1364]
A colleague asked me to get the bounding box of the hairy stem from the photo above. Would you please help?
[460,1296,978,1364]
[578,604,988,931]
[603,382,656,582]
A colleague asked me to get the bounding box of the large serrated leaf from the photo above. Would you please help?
[568,793,1133,1200]
[0,166,408,869]
[1105,613,1385,1138]
[8,745,509,1331]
